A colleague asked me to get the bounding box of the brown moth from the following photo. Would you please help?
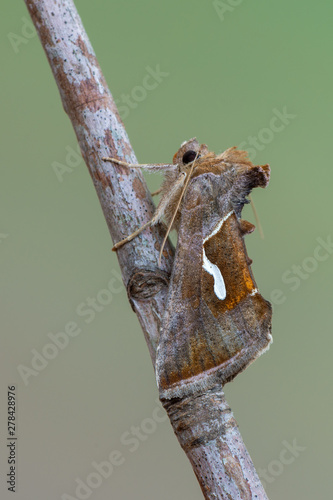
[103,138,272,399]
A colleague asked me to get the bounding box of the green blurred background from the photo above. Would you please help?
[1,1,332,499]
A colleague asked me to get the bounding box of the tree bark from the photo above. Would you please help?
[162,387,267,499]
[24,1,269,498]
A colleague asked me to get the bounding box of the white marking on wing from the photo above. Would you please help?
[202,211,234,300]
[202,248,226,300]
[203,210,234,243]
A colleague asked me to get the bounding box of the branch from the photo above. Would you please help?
[24,0,172,363]
[24,1,269,498]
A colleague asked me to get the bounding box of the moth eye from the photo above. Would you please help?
[182,150,198,164]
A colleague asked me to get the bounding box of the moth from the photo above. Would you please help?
[103,139,272,399]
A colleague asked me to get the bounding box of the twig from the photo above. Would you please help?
[24,1,269,498]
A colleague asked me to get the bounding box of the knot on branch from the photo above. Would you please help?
[161,386,237,451]
[127,268,170,310]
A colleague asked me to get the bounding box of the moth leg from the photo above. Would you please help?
[102,157,176,172]
[112,192,173,251]
[112,219,155,251]
[153,172,187,225]
[151,188,162,196]
[112,173,186,252]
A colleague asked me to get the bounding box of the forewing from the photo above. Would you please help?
[156,173,272,399]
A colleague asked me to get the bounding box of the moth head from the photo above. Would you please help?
[173,138,209,165]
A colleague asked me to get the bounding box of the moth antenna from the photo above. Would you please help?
[249,195,264,239]
[158,153,199,266]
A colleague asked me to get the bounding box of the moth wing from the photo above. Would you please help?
[156,174,272,399]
